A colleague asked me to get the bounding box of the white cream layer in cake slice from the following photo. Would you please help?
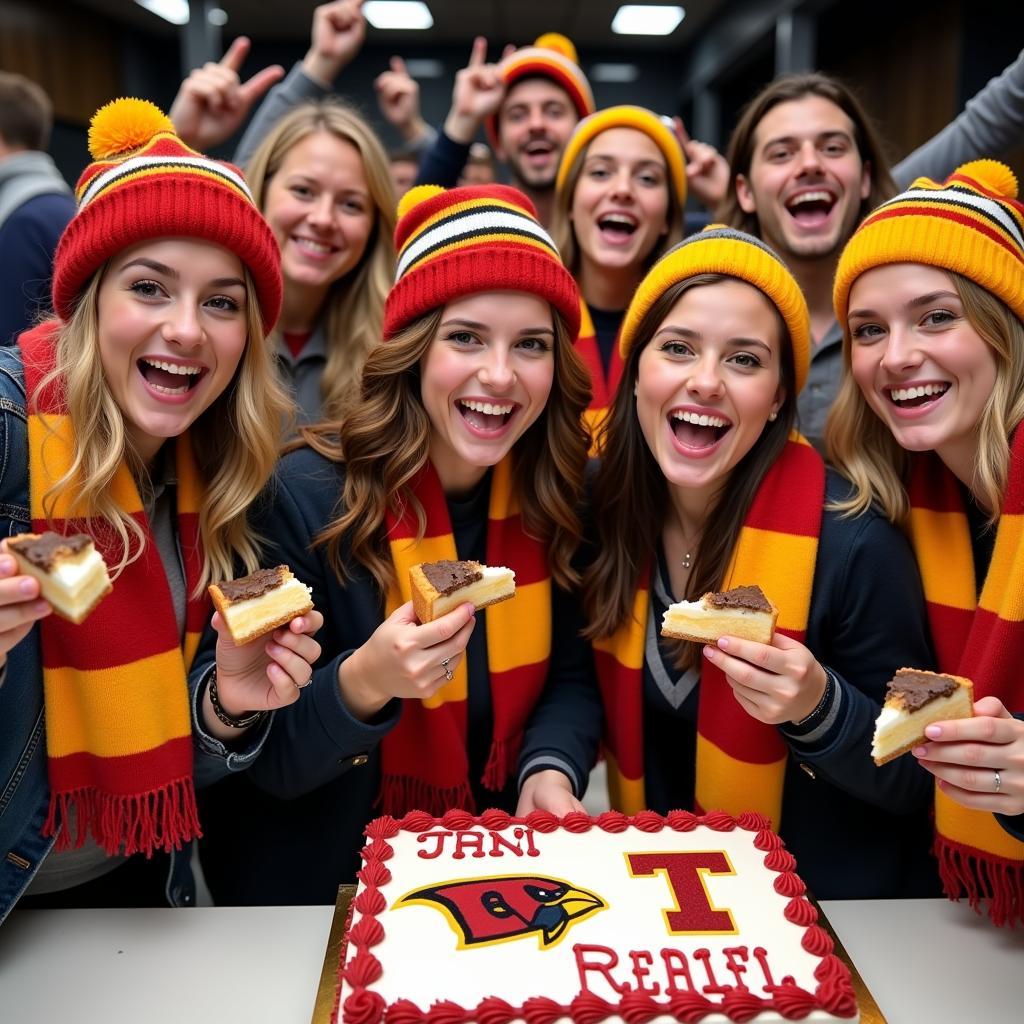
[219,576,313,640]
[661,585,777,644]
[8,532,113,624]
[431,566,515,617]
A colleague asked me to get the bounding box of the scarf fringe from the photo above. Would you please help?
[481,734,522,792]
[378,774,475,819]
[936,835,1024,927]
[44,779,201,857]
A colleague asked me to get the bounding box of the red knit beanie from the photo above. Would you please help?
[383,183,580,339]
[52,98,282,332]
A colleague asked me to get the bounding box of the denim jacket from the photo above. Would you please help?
[0,342,270,925]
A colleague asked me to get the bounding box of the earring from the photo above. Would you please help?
[768,410,778,422]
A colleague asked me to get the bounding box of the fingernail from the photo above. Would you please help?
[33,600,51,615]
[703,645,716,660]
[911,745,927,757]
[925,725,942,739]
[20,578,37,596]
[717,637,730,649]
[0,556,15,575]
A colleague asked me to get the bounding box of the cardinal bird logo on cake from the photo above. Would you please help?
[397,874,606,950]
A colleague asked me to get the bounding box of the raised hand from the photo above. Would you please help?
[444,37,506,145]
[0,543,51,677]
[375,56,429,144]
[203,609,324,735]
[913,696,1024,816]
[169,36,284,152]
[673,117,731,212]
[303,0,367,86]
[338,600,476,720]
[703,632,829,726]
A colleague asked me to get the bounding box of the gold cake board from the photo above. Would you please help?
[312,885,886,1023]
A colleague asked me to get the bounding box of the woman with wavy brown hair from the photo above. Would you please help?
[518,225,941,902]
[195,184,595,905]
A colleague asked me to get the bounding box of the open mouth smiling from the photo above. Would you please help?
[885,381,951,409]
[784,189,837,227]
[137,357,207,396]
[597,213,638,241]
[668,407,733,450]
[457,397,518,433]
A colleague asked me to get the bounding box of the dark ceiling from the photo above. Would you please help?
[73,0,725,52]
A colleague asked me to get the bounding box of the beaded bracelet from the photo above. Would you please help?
[208,670,266,729]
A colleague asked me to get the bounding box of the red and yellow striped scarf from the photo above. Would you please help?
[574,299,624,452]
[382,457,551,815]
[907,433,1024,926]
[595,436,824,827]
[20,321,204,856]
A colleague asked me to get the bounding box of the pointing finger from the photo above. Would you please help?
[220,36,250,72]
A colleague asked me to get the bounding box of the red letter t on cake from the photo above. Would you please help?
[626,852,736,933]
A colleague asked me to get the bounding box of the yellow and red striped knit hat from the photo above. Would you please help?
[833,159,1024,326]
[52,97,282,331]
[485,33,595,151]
[619,224,812,394]
[556,105,688,209]
[383,183,581,338]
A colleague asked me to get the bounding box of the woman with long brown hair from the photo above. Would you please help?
[519,225,941,901]
[195,184,595,905]
[827,160,1024,925]
[550,107,687,441]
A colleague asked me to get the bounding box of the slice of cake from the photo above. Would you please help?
[8,531,112,624]
[871,668,975,766]
[410,559,515,623]
[208,565,314,645]
[333,809,860,1023]
[661,584,779,644]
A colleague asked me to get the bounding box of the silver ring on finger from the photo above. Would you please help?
[994,768,1002,794]
[441,656,453,681]
[295,675,312,690]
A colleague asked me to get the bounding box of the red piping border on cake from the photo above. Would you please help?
[335,809,858,1023]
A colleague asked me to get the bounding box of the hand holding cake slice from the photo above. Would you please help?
[871,668,975,766]
[661,584,778,644]
[410,559,515,623]
[7,531,113,624]
[208,565,314,644]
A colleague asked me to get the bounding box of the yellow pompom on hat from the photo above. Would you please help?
[556,105,688,209]
[52,97,282,331]
[833,159,1024,327]
[619,225,812,394]
[486,33,594,149]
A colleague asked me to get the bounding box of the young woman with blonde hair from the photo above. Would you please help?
[195,184,596,905]
[170,3,396,424]
[0,100,322,923]
[550,107,686,440]
[828,159,1024,925]
[519,226,941,902]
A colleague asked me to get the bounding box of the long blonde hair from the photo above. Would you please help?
[551,133,684,285]
[299,306,592,594]
[245,100,396,420]
[826,272,1024,523]
[38,265,291,593]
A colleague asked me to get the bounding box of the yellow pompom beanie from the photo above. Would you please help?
[833,159,1024,326]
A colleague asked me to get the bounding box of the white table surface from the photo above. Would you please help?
[1,899,1022,1023]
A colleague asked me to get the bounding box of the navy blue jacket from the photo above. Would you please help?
[194,445,600,905]
[522,471,945,901]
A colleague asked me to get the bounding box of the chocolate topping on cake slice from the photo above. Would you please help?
[705,584,772,612]
[218,566,287,602]
[886,668,958,712]
[421,560,483,596]
[8,532,91,572]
